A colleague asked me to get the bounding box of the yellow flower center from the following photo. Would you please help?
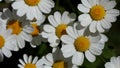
[74,36,90,52]
[7,20,22,35]
[55,24,67,38]
[90,5,106,21]
[24,0,40,6]
[53,61,66,68]
[31,23,40,36]
[24,63,36,68]
[0,35,5,48]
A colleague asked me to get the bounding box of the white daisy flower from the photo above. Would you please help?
[39,48,78,68]
[30,16,46,48]
[78,0,120,33]
[12,0,55,20]
[18,54,43,68]
[61,23,108,66]
[0,27,16,62]
[41,11,75,51]
[0,8,33,51]
[105,56,120,68]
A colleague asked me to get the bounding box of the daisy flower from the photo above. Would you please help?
[39,48,78,68]
[30,16,46,48]
[105,56,120,68]
[1,8,33,51]
[0,27,16,62]
[61,23,108,66]
[78,0,120,33]
[18,54,43,68]
[12,0,55,20]
[41,11,75,51]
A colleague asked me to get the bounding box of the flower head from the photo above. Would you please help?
[78,0,120,33]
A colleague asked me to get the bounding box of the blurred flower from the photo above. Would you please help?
[39,48,78,68]
[78,0,120,33]
[0,27,16,62]
[105,56,120,68]
[30,16,46,48]
[18,54,43,68]
[61,23,108,66]
[0,8,33,51]
[12,0,55,20]
[41,11,75,52]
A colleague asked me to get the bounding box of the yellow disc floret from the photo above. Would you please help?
[53,61,66,68]
[7,20,22,35]
[24,63,36,68]
[55,24,67,38]
[24,0,40,6]
[90,5,106,21]
[0,35,5,48]
[31,23,40,36]
[74,36,90,52]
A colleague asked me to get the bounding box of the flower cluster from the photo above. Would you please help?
[0,0,120,68]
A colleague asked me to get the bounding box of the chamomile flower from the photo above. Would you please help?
[39,48,78,68]
[61,23,108,66]
[1,8,33,51]
[105,56,120,68]
[0,27,16,62]
[12,0,54,20]
[78,0,120,33]
[18,54,43,68]
[41,11,75,51]
[30,16,46,48]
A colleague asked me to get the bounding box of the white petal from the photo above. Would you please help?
[104,1,116,10]
[89,45,102,55]
[17,36,25,49]
[78,14,92,27]
[96,22,104,33]
[54,11,61,24]
[89,21,97,33]
[41,32,51,38]
[88,0,97,6]
[20,32,32,42]
[61,44,76,58]
[66,26,77,39]
[23,25,33,33]
[2,47,12,58]
[105,14,117,22]
[77,4,90,13]
[32,57,38,64]
[101,19,112,29]
[89,35,101,43]
[61,35,74,44]
[19,59,25,66]
[106,9,120,17]
[38,2,51,13]
[48,15,58,27]
[45,53,53,64]
[85,50,96,62]
[23,54,28,63]
[18,64,24,68]
[61,11,71,24]
[43,25,55,33]
[81,0,91,8]
[100,34,108,43]
[28,55,32,63]
[72,52,84,65]
[105,62,114,68]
